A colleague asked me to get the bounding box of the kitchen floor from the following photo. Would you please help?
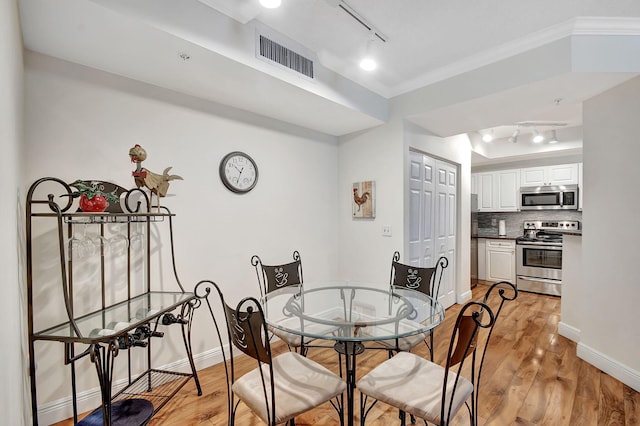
[54,285,639,425]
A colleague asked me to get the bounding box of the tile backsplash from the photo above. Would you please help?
[475,210,582,237]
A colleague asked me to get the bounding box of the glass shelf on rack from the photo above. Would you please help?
[34,291,195,342]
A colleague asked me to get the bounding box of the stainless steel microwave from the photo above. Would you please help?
[520,184,578,210]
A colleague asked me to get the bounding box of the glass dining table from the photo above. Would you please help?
[261,282,445,426]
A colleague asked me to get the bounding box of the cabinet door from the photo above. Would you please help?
[495,169,520,211]
[520,167,546,186]
[548,164,578,185]
[471,173,478,195]
[477,173,494,211]
[486,244,515,282]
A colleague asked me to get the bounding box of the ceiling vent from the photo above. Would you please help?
[258,35,314,79]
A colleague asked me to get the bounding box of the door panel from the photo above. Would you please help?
[408,154,427,265]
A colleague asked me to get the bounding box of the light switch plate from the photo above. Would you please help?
[382,225,392,237]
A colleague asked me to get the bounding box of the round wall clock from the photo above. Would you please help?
[219,151,259,193]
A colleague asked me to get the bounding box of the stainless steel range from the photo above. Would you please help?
[515,220,580,296]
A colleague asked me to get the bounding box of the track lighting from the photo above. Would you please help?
[359,36,377,71]
[259,0,281,8]
[508,127,520,143]
[532,129,544,143]
[359,57,377,71]
[548,129,558,144]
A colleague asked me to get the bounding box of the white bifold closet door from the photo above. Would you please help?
[408,150,457,309]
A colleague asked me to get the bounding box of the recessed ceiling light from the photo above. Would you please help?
[259,0,281,8]
[481,130,493,143]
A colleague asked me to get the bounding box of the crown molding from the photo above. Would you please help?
[391,17,640,98]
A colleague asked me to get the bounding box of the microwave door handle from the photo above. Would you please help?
[559,191,563,207]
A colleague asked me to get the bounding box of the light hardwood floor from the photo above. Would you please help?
[55,286,640,425]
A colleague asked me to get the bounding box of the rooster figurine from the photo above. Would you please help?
[129,144,183,204]
[353,187,370,211]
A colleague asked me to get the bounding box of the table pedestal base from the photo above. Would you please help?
[334,342,365,426]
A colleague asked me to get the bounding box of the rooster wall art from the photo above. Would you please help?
[352,180,376,218]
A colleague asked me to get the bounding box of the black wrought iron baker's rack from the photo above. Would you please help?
[25,177,202,425]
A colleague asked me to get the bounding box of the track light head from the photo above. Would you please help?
[259,0,281,8]
[549,129,558,144]
[508,127,520,143]
[482,129,494,143]
[532,129,544,143]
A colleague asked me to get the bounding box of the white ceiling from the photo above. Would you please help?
[18,0,640,164]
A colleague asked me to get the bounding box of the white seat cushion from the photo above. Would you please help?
[269,316,338,348]
[268,325,314,347]
[357,351,473,424]
[375,319,432,351]
[232,351,346,424]
[377,330,431,352]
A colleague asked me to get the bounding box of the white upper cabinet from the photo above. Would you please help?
[520,164,579,187]
[477,172,494,210]
[496,169,520,211]
[473,169,520,212]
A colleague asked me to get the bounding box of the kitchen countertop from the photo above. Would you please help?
[474,232,520,240]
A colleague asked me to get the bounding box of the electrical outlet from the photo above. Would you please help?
[491,218,497,226]
[382,225,392,237]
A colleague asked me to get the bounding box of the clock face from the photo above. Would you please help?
[219,151,258,193]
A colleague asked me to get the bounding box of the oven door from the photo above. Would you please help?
[516,243,562,280]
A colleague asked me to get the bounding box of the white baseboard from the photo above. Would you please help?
[37,346,226,425]
[577,342,640,392]
[457,290,473,304]
[557,321,581,343]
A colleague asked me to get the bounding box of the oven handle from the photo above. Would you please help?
[516,243,562,250]
[517,275,561,284]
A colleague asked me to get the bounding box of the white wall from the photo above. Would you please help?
[337,119,404,283]
[24,51,340,422]
[336,117,473,304]
[1,0,26,425]
[580,76,640,390]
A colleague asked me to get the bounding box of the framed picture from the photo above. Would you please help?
[352,180,375,219]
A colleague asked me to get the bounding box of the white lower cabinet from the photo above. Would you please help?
[485,239,516,283]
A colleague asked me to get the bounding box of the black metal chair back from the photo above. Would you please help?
[251,250,303,297]
[390,251,448,299]
[441,280,517,425]
[194,280,277,425]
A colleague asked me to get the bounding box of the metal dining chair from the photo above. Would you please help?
[379,252,449,360]
[251,250,317,355]
[194,280,346,426]
[358,281,517,426]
